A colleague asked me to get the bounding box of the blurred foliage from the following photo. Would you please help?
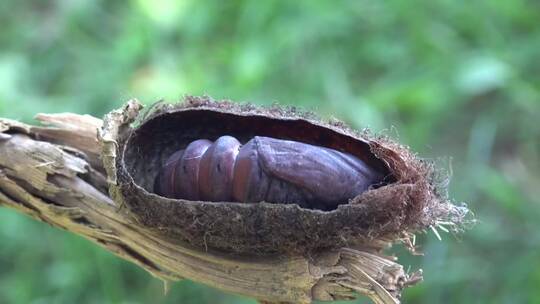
[0,0,539,303]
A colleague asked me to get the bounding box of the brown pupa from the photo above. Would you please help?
[154,135,386,211]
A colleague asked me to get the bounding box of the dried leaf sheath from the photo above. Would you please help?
[113,96,467,255]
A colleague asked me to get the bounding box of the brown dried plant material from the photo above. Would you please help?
[0,96,470,304]
[107,96,468,256]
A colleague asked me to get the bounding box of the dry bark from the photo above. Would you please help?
[0,109,421,304]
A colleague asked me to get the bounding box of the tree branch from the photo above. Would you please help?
[0,113,418,304]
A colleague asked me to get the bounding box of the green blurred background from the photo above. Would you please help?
[0,1,539,303]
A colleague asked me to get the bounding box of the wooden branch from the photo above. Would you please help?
[0,112,419,304]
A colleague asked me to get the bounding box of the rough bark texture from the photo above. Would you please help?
[0,103,428,304]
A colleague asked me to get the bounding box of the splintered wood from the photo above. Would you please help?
[0,111,419,304]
